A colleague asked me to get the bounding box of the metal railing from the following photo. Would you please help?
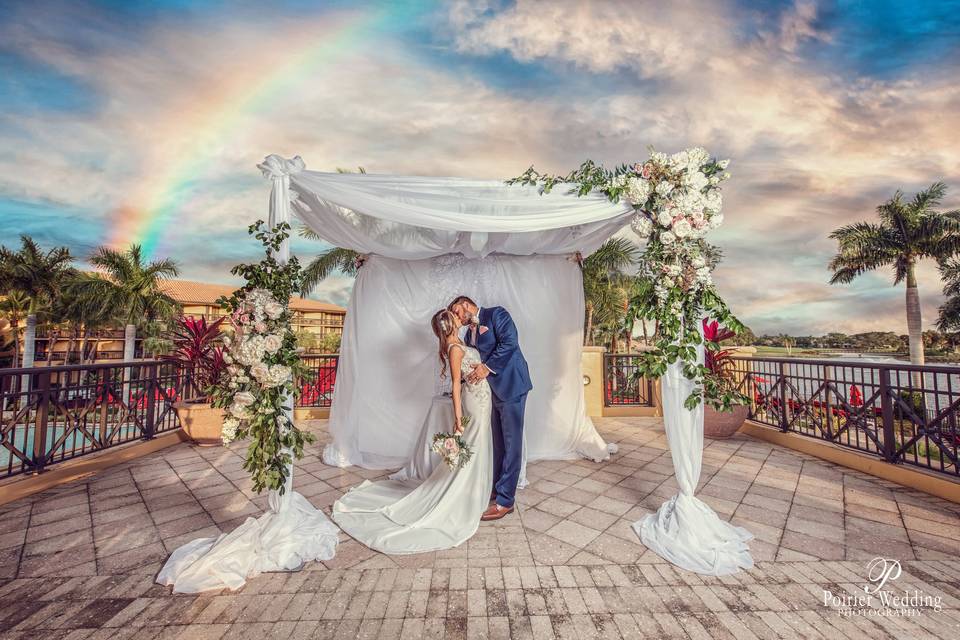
[603,354,655,407]
[0,355,343,480]
[298,355,339,408]
[730,356,960,477]
[0,361,201,478]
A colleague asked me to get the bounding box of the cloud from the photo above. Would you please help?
[1,0,959,335]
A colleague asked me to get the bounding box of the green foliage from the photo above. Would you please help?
[510,150,743,410]
[211,221,315,495]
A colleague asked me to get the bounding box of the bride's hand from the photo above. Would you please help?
[454,421,464,435]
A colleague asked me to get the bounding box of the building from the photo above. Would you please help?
[0,278,346,366]
[159,279,346,340]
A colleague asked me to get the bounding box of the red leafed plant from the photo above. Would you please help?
[702,318,736,376]
[849,384,863,407]
[162,315,227,399]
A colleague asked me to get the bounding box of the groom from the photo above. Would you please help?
[448,296,532,521]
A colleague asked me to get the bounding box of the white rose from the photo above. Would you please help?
[657,210,674,227]
[263,334,283,353]
[233,391,255,407]
[709,212,725,229]
[229,403,249,419]
[254,321,268,334]
[251,362,270,383]
[660,231,676,245]
[692,256,706,269]
[672,219,693,238]
[655,181,674,197]
[264,301,284,319]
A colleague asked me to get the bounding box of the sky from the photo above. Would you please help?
[2,0,959,336]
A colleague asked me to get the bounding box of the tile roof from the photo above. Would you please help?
[159,279,345,313]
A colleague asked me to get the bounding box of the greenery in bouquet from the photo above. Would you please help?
[210,220,315,494]
[431,416,474,469]
[509,147,746,410]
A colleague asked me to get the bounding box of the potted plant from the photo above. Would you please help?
[702,318,750,438]
[165,316,228,445]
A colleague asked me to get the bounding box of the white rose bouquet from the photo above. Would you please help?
[508,148,746,411]
[210,220,314,493]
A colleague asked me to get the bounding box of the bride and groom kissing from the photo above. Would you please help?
[332,296,532,555]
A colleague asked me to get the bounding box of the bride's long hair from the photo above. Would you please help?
[431,309,457,378]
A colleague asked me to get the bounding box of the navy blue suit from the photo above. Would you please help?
[465,306,531,508]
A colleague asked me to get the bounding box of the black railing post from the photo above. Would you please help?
[824,364,833,437]
[601,354,610,407]
[144,363,157,440]
[778,361,789,432]
[32,370,50,474]
[878,366,897,462]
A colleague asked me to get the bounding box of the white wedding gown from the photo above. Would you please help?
[333,344,493,554]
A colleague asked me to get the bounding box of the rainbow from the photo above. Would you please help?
[109,6,399,257]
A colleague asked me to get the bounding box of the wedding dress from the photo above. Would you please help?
[332,344,493,554]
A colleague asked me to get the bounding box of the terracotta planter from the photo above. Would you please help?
[703,404,748,439]
[174,401,226,446]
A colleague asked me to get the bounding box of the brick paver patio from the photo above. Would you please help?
[0,417,958,639]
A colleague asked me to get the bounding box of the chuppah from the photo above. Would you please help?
[157,148,753,593]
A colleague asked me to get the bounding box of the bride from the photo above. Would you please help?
[332,309,493,554]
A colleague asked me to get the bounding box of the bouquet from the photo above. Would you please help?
[431,416,473,469]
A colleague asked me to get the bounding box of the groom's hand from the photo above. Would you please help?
[467,363,491,384]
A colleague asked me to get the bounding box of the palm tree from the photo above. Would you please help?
[79,245,180,362]
[0,290,30,369]
[582,238,640,347]
[298,226,360,297]
[829,182,960,373]
[0,236,76,372]
[936,258,960,331]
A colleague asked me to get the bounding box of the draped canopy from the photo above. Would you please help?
[257,154,634,259]
[258,154,632,470]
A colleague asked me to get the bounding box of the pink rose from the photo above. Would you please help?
[239,313,250,325]
[443,438,458,454]
[641,163,653,179]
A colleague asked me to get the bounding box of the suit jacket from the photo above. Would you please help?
[465,306,532,403]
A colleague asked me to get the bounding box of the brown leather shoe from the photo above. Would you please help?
[481,504,514,521]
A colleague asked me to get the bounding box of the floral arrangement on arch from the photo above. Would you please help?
[211,220,314,493]
[509,147,747,410]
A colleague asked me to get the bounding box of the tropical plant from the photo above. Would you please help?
[701,319,749,408]
[298,227,361,297]
[79,244,180,361]
[317,332,342,354]
[828,182,960,372]
[0,236,77,368]
[162,316,227,397]
[581,238,640,347]
[0,290,30,369]
[937,258,960,331]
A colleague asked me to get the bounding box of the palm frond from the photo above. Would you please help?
[301,247,359,296]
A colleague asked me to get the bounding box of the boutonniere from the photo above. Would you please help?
[478,325,489,335]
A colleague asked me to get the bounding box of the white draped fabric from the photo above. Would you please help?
[323,252,612,472]
[633,339,754,575]
[290,169,635,259]
[157,155,341,593]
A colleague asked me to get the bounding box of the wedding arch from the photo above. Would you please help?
[158,150,753,593]
[267,150,752,575]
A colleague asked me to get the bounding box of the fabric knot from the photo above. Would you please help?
[257,154,306,180]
